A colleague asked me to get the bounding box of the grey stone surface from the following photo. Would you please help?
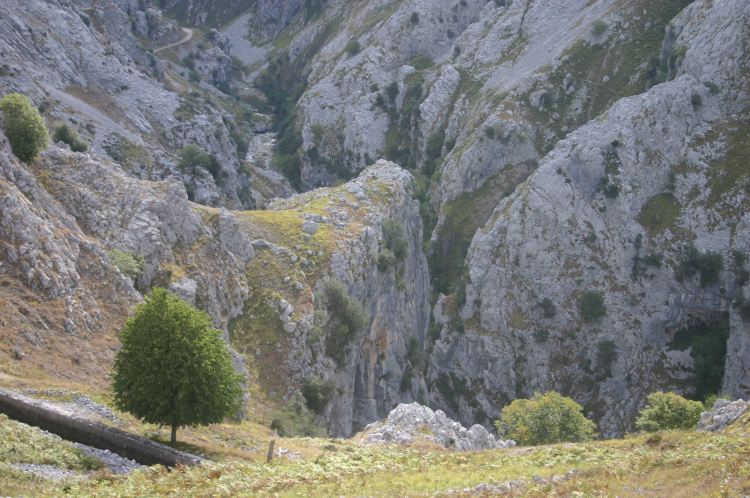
[362,402,515,451]
[698,399,749,432]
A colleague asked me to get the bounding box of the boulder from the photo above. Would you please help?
[361,402,515,451]
[698,399,749,432]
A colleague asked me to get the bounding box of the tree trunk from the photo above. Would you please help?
[171,422,177,444]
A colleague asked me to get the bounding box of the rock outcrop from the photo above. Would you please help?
[362,402,515,451]
[429,0,750,436]
[698,399,749,432]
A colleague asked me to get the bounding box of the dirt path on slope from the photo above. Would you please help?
[154,27,193,55]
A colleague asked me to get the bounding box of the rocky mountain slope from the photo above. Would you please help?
[0,0,748,439]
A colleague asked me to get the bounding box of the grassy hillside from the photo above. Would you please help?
[1,382,748,497]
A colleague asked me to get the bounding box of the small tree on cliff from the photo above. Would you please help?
[112,288,243,443]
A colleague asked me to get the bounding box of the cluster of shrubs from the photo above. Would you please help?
[377,220,408,272]
[317,279,369,366]
[0,93,92,161]
[495,390,721,447]
[177,144,225,185]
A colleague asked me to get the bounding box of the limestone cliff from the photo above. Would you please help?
[1,0,749,439]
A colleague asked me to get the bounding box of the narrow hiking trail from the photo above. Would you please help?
[154,27,193,55]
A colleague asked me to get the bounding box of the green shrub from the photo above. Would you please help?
[579,291,606,322]
[669,317,729,400]
[270,392,326,437]
[377,249,396,272]
[345,39,361,56]
[533,329,550,343]
[596,340,618,379]
[634,392,703,432]
[382,220,408,260]
[406,336,424,371]
[592,20,608,37]
[677,245,724,287]
[540,298,556,318]
[0,93,49,162]
[107,249,144,280]
[178,145,224,185]
[424,130,445,175]
[408,55,434,70]
[495,391,596,446]
[53,124,88,153]
[638,193,681,235]
[301,376,334,414]
[386,82,400,102]
[733,250,749,287]
[320,279,369,366]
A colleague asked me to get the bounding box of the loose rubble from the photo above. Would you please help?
[73,443,144,474]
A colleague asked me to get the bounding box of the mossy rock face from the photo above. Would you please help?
[638,193,681,236]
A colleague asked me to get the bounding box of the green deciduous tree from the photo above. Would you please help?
[0,93,48,162]
[634,391,704,432]
[495,391,597,446]
[177,144,223,184]
[112,288,244,443]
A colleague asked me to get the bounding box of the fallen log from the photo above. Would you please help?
[0,389,203,467]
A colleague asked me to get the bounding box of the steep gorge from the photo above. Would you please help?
[0,0,748,439]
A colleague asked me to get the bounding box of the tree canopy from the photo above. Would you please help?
[635,391,704,432]
[112,288,243,443]
[496,391,597,446]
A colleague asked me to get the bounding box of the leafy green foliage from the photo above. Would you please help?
[591,20,607,37]
[107,249,144,280]
[178,145,224,185]
[319,280,369,366]
[669,317,729,400]
[112,288,244,442]
[676,245,724,287]
[303,0,328,19]
[540,298,556,319]
[579,291,606,322]
[423,130,445,176]
[270,392,326,437]
[301,376,334,414]
[635,392,704,432]
[408,55,434,70]
[496,391,596,446]
[378,220,408,273]
[638,193,681,235]
[344,39,361,56]
[382,220,408,260]
[0,93,48,162]
[595,340,618,379]
[53,124,88,152]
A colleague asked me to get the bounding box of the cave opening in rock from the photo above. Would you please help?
[669,313,730,402]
